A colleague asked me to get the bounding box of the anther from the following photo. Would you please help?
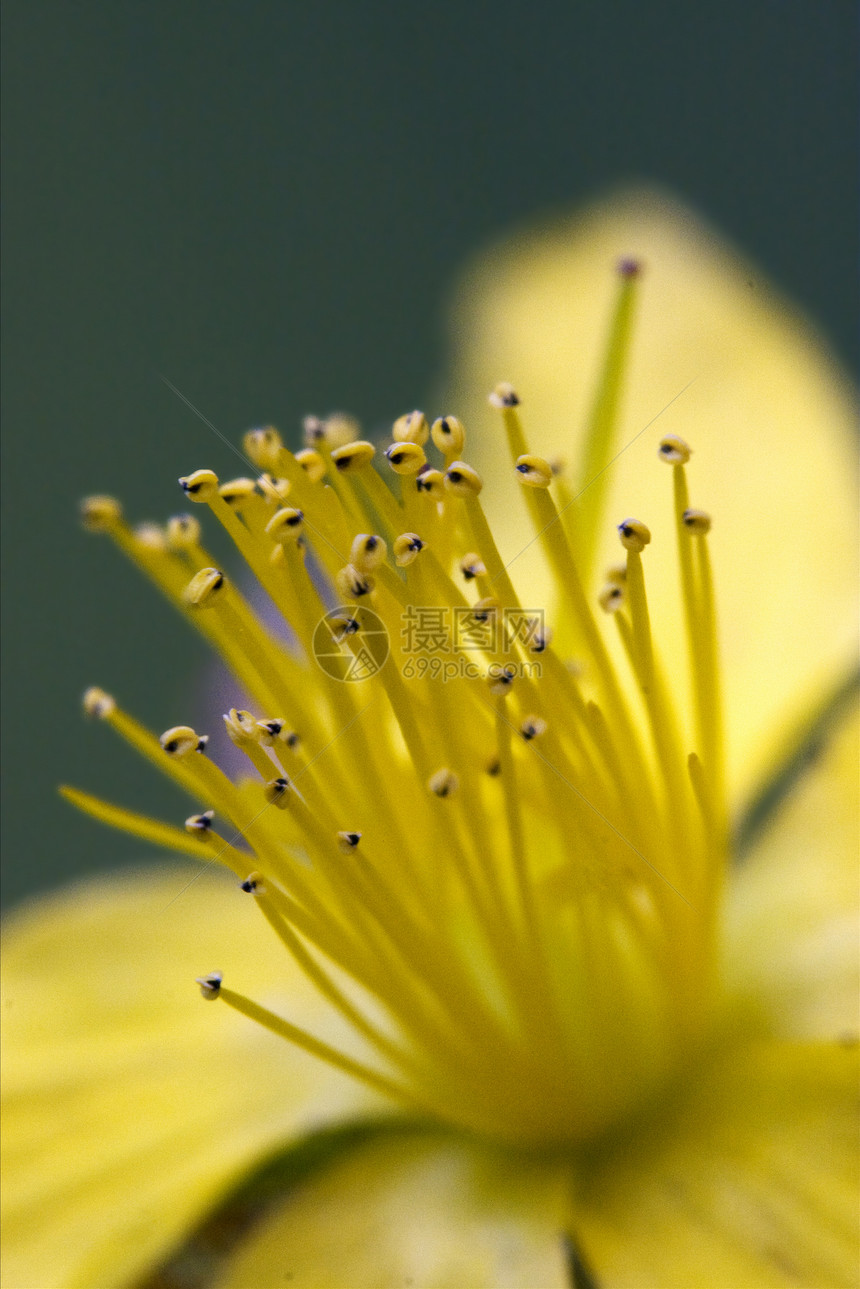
[265,776,293,808]
[325,414,362,448]
[336,564,374,598]
[218,478,259,509]
[223,708,259,745]
[527,621,552,653]
[393,533,424,567]
[134,522,168,551]
[515,454,553,489]
[682,508,712,535]
[443,462,483,497]
[520,716,547,741]
[243,425,284,471]
[256,718,298,747]
[80,495,123,533]
[256,717,281,740]
[488,382,520,408]
[329,613,360,642]
[658,435,692,465]
[415,468,445,495]
[82,686,116,719]
[165,514,202,550]
[472,597,499,623]
[617,519,651,552]
[617,257,642,279]
[385,442,426,475]
[598,584,625,613]
[330,441,376,473]
[488,664,516,696]
[605,564,627,587]
[459,553,486,581]
[392,410,429,446]
[240,871,266,894]
[351,534,388,572]
[485,756,501,776]
[185,809,214,834]
[294,449,326,483]
[160,726,206,758]
[303,415,327,445]
[430,415,466,456]
[427,768,459,798]
[336,830,362,854]
[178,469,219,501]
[257,473,292,503]
[196,972,222,1000]
[266,508,305,543]
[184,567,226,607]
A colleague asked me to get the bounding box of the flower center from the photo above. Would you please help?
[68,266,727,1147]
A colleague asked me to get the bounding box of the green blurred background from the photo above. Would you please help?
[2,1,856,907]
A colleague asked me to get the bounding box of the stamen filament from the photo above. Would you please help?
[673,464,725,829]
[462,494,522,609]
[217,986,414,1105]
[252,887,415,1071]
[622,549,694,854]
[693,533,726,822]
[493,700,537,939]
[357,464,408,539]
[58,786,246,874]
[572,262,640,578]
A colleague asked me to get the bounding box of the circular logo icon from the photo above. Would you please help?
[312,605,390,682]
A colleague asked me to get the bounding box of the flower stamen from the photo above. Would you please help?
[69,267,732,1146]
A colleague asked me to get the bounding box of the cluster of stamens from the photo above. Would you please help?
[69,268,726,1146]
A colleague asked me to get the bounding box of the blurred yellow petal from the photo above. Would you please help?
[214,1132,571,1289]
[726,697,859,1041]
[450,189,858,802]
[573,1041,860,1289]
[0,865,378,1289]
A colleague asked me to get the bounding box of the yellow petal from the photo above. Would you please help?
[1,865,378,1289]
[214,1132,571,1289]
[725,699,859,1041]
[573,1041,860,1289]
[450,189,858,803]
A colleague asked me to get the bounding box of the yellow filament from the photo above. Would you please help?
[228,730,279,782]
[462,494,521,608]
[252,889,414,1070]
[571,266,640,577]
[217,987,413,1104]
[693,534,725,822]
[58,786,246,874]
[103,706,206,800]
[673,465,725,830]
[622,550,693,848]
[356,463,408,539]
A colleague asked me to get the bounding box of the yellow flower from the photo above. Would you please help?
[2,192,858,1289]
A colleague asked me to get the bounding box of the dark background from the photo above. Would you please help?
[2,1,857,907]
